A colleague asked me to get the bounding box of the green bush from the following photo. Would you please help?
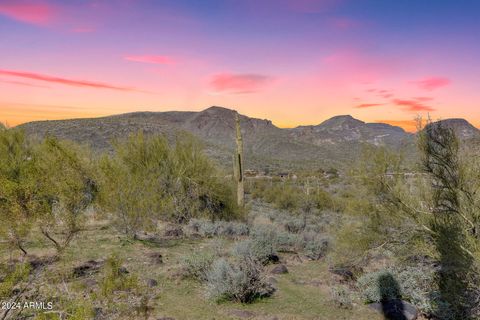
[356,266,454,318]
[330,285,353,309]
[188,219,249,238]
[0,263,31,299]
[205,257,275,303]
[100,254,138,297]
[233,225,279,264]
[98,132,241,236]
[357,269,401,303]
[181,251,215,281]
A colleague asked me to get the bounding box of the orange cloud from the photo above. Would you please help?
[0,1,56,25]
[355,103,383,108]
[0,69,135,91]
[124,55,175,65]
[393,98,435,112]
[210,73,273,94]
[412,76,451,91]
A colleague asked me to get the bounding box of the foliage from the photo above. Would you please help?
[0,263,31,299]
[357,269,402,303]
[330,285,353,309]
[98,132,240,236]
[188,219,249,238]
[233,225,279,264]
[0,128,45,255]
[205,257,275,303]
[36,137,98,254]
[100,254,138,297]
[181,251,215,281]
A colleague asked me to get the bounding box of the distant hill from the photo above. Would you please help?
[18,106,478,172]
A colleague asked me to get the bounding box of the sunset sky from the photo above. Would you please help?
[1,0,479,131]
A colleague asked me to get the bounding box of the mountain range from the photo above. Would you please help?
[18,106,480,172]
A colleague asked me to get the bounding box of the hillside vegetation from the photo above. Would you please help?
[1,114,480,320]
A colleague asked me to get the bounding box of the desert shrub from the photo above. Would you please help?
[205,257,275,303]
[181,251,215,281]
[276,231,299,252]
[188,219,249,238]
[301,232,329,260]
[0,128,42,255]
[0,263,31,299]
[99,132,240,236]
[100,254,138,297]
[283,217,305,233]
[233,225,279,264]
[356,266,452,317]
[357,269,402,303]
[311,188,335,211]
[330,285,353,309]
[36,137,98,254]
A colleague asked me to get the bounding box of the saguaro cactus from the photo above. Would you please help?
[233,112,244,207]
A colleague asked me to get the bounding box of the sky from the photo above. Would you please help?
[1,0,479,132]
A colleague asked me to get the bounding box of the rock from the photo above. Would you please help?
[73,260,103,278]
[368,299,418,320]
[270,264,288,274]
[164,226,184,238]
[146,278,158,287]
[148,252,164,264]
[229,310,256,318]
[119,266,129,274]
[329,266,358,282]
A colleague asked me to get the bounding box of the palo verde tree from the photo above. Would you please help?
[357,119,480,319]
[418,119,477,319]
[98,132,239,237]
[36,137,98,254]
[0,126,48,255]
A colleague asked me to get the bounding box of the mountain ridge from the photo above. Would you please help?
[17,106,479,171]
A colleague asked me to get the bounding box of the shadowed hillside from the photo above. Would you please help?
[18,107,479,172]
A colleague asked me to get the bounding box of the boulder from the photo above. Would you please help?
[146,278,158,287]
[73,260,103,278]
[368,299,418,320]
[270,264,288,274]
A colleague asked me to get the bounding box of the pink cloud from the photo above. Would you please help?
[0,1,56,25]
[0,69,135,91]
[0,79,50,88]
[210,73,273,94]
[414,96,434,102]
[412,76,451,91]
[355,103,383,109]
[124,55,176,65]
[393,99,435,112]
